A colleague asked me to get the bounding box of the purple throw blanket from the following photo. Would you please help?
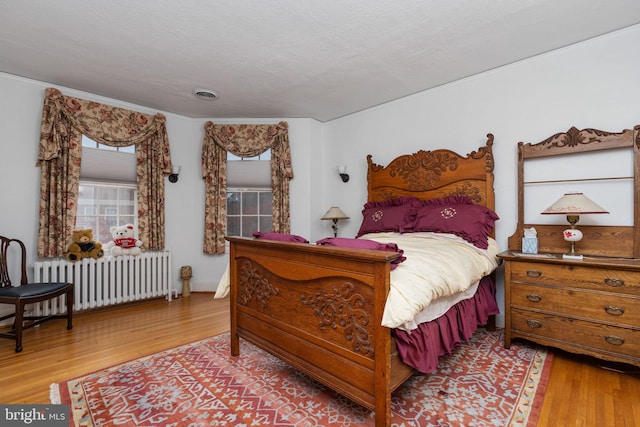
[253,232,309,243]
[315,237,406,269]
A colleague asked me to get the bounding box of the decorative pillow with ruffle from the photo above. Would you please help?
[411,197,499,249]
[356,196,421,237]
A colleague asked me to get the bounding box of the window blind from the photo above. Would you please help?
[80,147,136,183]
[227,160,271,188]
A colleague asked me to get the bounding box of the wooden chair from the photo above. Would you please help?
[0,236,73,352]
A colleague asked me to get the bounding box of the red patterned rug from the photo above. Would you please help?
[51,329,551,426]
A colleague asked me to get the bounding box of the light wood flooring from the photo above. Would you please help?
[1,293,638,426]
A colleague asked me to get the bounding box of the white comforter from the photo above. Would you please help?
[361,232,500,330]
[215,232,500,331]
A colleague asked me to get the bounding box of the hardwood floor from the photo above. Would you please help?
[1,293,638,426]
[536,347,640,426]
[0,293,230,405]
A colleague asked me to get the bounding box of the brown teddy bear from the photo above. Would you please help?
[66,228,104,262]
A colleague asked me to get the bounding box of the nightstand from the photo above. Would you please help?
[498,251,640,368]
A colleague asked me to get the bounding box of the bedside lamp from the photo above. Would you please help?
[321,207,350,237]
[541,192,609,260]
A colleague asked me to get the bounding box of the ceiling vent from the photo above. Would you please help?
[193,89,219,101]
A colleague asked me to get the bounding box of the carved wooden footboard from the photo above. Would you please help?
[227,237,413,427]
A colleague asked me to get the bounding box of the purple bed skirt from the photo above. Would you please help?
[393,275,499,373]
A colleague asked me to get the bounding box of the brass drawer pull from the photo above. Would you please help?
[604,306,625,316]
[604,335,625,346]
[526,270,542,278]
[526,294,542,303]
[604,277,624,287]
[526,319,542,329]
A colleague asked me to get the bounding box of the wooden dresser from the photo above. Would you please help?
[502,125,640,368]
[498,251,640,367]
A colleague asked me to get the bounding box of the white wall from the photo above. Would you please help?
[1,24,639,325]
[0,75,321,294]
[321,24,640,325]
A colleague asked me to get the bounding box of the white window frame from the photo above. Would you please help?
[76,136,138,243]
[225,187,272,252]
[225,149,273,252]
[76,181,138,244]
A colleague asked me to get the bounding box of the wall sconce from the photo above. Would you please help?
[337,165,349,183]
[168,165,181,183]
[541,191,609,260]
[321,206,350,237]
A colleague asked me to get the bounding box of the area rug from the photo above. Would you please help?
[51,329,551,426]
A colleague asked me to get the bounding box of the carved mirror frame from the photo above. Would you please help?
[507,126,640,258]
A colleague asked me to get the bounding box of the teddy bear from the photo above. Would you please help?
[104,223,143,256]
[66,228,104,262]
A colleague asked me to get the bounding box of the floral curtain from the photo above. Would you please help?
[201,121,292,254]
[36,87,172,258]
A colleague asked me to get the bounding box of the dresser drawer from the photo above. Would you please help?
[511,308,640,360]
[511,282,640,327]
[510,262,640,296]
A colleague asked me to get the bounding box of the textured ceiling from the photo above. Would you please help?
[2,1,640,122]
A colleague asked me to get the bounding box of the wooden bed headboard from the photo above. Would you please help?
[366,134,495,210]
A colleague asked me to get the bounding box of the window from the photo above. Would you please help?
[226,149,272,239]
[76,183,136,243]
[227,151,271,161]
[76,136,137,243]
[226,189,273,237]
[81,137,135,153]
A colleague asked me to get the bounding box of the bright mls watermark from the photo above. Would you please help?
[1,405,68,426]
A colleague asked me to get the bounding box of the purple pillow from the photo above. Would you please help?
[356,197,420,237]
[252,231,309,243]
[316,237,406,269]
[412,201,499,249]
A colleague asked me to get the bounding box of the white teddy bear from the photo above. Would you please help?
[104,224,143,256]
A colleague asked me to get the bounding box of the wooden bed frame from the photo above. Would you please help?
[227,135,496,427]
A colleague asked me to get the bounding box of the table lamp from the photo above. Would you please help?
[541,192,609,260]
[321,207,350,237]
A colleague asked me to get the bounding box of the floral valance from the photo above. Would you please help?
[202,121,292,179]
[38,88,169,160]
